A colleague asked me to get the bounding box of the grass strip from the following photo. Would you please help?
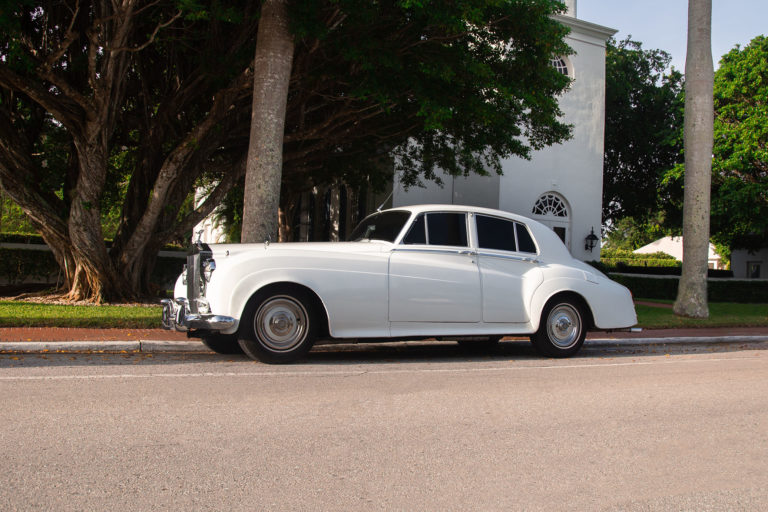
[0,301,162,329]
[1,299,766,331]
[635,301,768,329]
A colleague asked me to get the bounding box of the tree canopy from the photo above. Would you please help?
[710,35,768,252]
[602,37,684,229]
[0,0,574,301]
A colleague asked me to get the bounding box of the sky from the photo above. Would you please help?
[577,0,768,71]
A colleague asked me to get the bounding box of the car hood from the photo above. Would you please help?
[208,240,392,259]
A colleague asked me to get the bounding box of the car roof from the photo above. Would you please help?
[385,204,530,223]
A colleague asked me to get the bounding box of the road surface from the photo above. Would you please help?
[1,341,766,510]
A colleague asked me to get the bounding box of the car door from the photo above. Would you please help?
[474,215,543,323]
[388,212,482,323]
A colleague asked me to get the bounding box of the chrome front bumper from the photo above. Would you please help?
[161,298,236,332]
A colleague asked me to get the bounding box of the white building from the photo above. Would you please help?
[730,248,767,279]
[393,0,616,261]
[634,236,724,270]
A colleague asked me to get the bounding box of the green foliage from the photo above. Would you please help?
[0,193,36,233]
[710,35,768,252]
[286,0,573,189]
[215,179,244,243]
[0,233,44,243]
[603,38,684,227]
[2,0,576,297]
[603,215,675,251]
[0,246,184,288]
[0,248,58,284]
[600,249,680,269]
[610,274,768,303]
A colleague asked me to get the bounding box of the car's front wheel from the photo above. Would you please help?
[530,296,586,358]
[238,287,318,364]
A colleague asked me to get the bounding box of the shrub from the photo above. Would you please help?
[0,248,59,284]
[610,274,768,303]
[0,246,184,289]
[600,249,681,269]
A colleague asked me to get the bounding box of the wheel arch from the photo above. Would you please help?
[239,281,331,338]
[532,289,596,332]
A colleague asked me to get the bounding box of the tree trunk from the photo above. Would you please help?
[673,0,713,318]
[67,141,131,302]
[241,0,295,243]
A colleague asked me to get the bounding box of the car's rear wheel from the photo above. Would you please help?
[530,297,586,358]
[201,333,243,355]
[238,287,318,364]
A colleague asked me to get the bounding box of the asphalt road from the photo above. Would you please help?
[1,341,767,511]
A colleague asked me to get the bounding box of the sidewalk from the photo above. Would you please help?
[1,326,767,354]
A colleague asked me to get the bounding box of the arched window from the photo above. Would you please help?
[550,56,570,76]
[532,193,568,217]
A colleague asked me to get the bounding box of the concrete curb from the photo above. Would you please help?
[1,336,766,354]
[585,335,768,348]
[0,340,210,354]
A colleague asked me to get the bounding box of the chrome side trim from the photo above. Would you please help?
[392,247,475,256]
[476,251,540,264]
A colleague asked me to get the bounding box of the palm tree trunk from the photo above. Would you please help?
[673,0,713,318]
[241,0,295,243]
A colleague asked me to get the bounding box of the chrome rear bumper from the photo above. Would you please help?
[161,298,236,332]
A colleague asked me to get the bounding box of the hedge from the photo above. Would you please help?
[610,273,768,303]
[0,247,184,289]
[0,232,186,251]
[0,248,59,284]
[0,233,47,244]
[588,260,733,278]
[601,258,681,268]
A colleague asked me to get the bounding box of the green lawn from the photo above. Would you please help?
[0,301,162,329]
[635,300,768,329]
[0,299,766,331]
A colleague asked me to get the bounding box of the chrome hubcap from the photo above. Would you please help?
[255,296,308,352]
[546,304,581,349]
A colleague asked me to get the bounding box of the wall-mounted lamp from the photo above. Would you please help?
[584,227,599,252]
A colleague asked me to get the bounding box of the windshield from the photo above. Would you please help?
[348,211,411,243]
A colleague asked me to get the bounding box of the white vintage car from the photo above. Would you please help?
[162,204,637,363]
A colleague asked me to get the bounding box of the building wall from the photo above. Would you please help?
[394,13,616,262]
[731,248,768,279]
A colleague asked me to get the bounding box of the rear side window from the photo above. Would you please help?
[516,223,537,253]
[476,215,517,252]
[426,213,468,246]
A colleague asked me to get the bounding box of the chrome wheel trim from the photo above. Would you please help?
[254,296,309,352]
[546,303,581,349]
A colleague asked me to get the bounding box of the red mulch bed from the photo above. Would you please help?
[0,327,189,342]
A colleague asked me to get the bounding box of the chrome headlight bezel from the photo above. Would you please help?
[202,258,216,282]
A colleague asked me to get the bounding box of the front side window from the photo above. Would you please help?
[401,212,468,247]
[402,214,426,244]
[426,213,467,247]
[348,211,411,242]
